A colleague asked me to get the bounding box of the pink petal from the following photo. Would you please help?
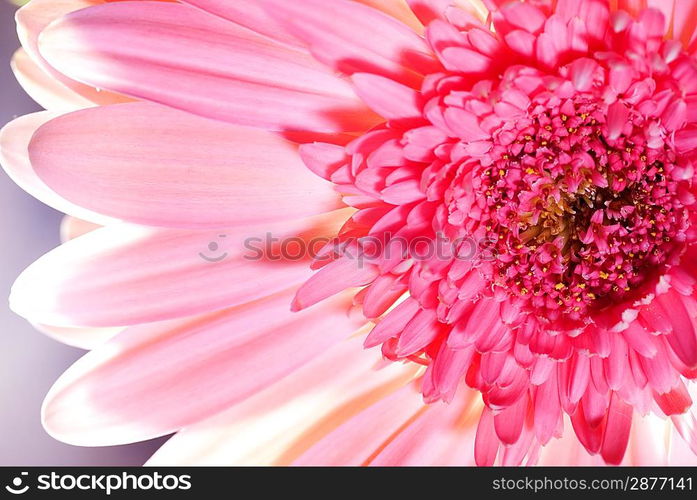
[16,0,127,106]
[396,308,440,356]
[502,1,546,33]
[11,211,351,327]
[29,103,342,228]
[600,394,632,465]
[147,335,418,465]
[534,372,561,444]
[606,101,630,140]
[298,142,348,180]
[474,407,499,466]
[370,390,478,465]
[352,73,424,120]
[292,384,425,465]
[11,48,94,112]
[259,0,440,88]
[655,382,693,416]
[42,290,364,445]
[34,323,121,350]
[569,58,598,92]
[657,293,697,369]
[60,216,100,242]
[291,256,380,311]
[443,107,490,141]
[494,394,528,445]
[675,126,697,154]
[505,29,536,57]
[179,0,302,46]
[365,297,420,348]
[39,2,378,133]
[0,112,116,224]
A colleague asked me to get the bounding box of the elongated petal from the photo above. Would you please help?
[16,0,128,106]
[42,290,364,445]
[11,211,352,327]
[29,103,342,228]
[11,48,93,112]
[292,256,380,311]
[181,0,423,41]
[352,73,424,120]
[33,323,121,350]
[292,384,426,465]
[147,335,417,465]
[39,1,378,133]
[258,0,440,88]
[0,112,116,224]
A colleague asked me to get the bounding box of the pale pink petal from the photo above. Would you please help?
[29,103,342,228]
[11,48,93,112]
[39,2,379,133]
[11,210,352,327]
[16,0,128,106]
[147,335,417,465]
[59,216,101,242]
[42,290,365,445]
[0,112,116,224]
[370,389,480,465]
[292,384,426,465]
[34,323,122,350]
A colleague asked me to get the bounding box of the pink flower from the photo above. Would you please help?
[2,0,697,465]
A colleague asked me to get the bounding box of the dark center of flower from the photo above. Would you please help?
[469,93,691,324]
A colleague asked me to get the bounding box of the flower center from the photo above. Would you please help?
[466,92,692,324]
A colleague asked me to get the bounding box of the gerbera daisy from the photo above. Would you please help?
[2,0,697,465]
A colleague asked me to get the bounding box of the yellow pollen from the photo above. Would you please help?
[555,283,566,290]
[599,271,609,279]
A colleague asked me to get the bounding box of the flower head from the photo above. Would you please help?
[2,0,697,465]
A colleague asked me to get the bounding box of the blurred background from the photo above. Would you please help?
[0,0,162,465]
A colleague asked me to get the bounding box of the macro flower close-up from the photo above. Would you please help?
[2,0,697,467]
